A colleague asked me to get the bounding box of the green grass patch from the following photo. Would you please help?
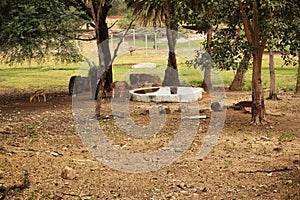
[0,48,297,93]
[0,60,80,92]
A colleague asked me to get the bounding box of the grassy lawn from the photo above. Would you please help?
[0,61,80,93]
[0,46,297,93]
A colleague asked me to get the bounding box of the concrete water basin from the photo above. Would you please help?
[129,86,202,103]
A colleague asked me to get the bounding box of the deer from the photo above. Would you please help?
[30,89,47,102]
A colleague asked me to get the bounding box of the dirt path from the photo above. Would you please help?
[0,91,299,199]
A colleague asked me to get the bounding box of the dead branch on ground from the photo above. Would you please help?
[0,171,29,200]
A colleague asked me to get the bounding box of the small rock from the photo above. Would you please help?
[51,151,63,156]
[273,147,283,152]
[267,172,272,177]
[293,159,300,164]
[211,102,222,111]
[180,190,188,195]
[61,166,77,180]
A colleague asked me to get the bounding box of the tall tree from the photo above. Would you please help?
[237,0,272,124]
[125,0,182,86]
[0,0,122,117]
[206,0,296,123]
[184,0,250,92]
[0,0,114,93]
[0,0,85,63]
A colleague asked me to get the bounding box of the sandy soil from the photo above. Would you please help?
[0,90,299,200]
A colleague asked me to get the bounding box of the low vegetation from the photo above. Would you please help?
[0,49,297,93]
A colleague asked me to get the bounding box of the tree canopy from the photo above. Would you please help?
[0,0,86,64]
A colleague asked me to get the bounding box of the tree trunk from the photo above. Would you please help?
[202,23,213,92]
[92,2,112,117]
[238,0,267,124]
[229,67,247,91]
[162,17,180,86]
[296,52,300,94]
[267,48,279,100]
[251,46,266,124]
[229,53,250,91]
[97,3,112,92]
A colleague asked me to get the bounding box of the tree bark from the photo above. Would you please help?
[229,53,250,91]
[202,21,213,92]
[162,13,180,86]
[267,48,279,100]
[90,1,112,117]
[229,67,247,91]
[251,46,266,124]
[96,2,112,92]
[238,0,267,124]
[296,52,300,94]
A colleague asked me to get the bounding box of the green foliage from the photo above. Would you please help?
[186,49,215,70]
[26,190,36,200]
[109,0,127,16]
[0,0,86,64]
[125,0,186,28]
[278,132,293,144]
[210,27,251,71]
[117,12,137,29]
[184,0,300,95]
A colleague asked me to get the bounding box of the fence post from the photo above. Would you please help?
[133,28,136,49]
[145,34,148,57]
[188,32,191,49]
[110,33,113,48]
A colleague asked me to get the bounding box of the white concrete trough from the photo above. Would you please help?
[129,86,202,103]
[132,62,157,69]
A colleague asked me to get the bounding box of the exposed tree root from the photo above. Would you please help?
[0,171,29,200]
[250,118,271,125]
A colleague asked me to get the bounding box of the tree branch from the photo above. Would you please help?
[108,20,118,30]
[109,16,137,66]
[63,0,94,25]
[238,0,254,43]
[75,37,97,41]
[0,171,29,200]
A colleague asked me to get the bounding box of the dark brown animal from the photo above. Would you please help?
[68,76,91,95]
[234,101,252,110]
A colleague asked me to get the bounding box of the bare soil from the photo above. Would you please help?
[0,91,299,200]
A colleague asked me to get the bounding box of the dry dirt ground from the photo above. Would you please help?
[0,90,299,200]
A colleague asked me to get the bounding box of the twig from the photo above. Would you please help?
[109,16,137,66]
[61,192,93,200]
[0,131,12,135]
[0,171,29,200]
[239,166,291,174]
[108,20,118,30]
